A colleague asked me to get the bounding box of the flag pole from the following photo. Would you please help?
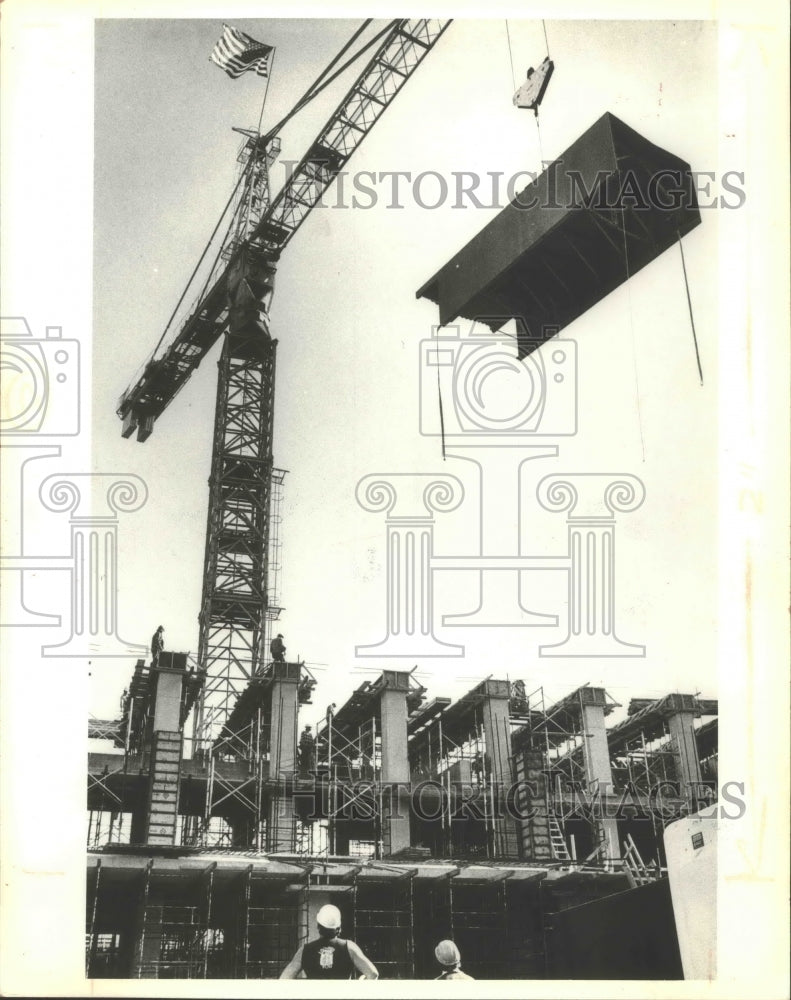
[255,47,275,138]
[240,48,276,237]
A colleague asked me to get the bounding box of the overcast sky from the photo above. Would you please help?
[85,17,725,727]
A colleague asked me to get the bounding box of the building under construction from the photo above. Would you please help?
[87,651,717,979]
[89,18,716,982]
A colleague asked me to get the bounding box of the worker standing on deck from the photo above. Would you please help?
[151,625,164,665]
[270,633,286,662]
[434,940,474,980]
[280,904,378,979]
[299,724,316,776]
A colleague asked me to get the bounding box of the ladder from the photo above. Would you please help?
[548,812,571,861]
[622,833,652,885]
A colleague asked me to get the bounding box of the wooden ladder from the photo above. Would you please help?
[622,833,652,885]
[548,812,571,861]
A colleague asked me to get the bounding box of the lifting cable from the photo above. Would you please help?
[534,20,550,166]
[261,20,397,145]
[504,20,517,91]
[268,19,374,132]
[153,168,248,358]
[151,19,392,361]
[677,231,704,385]
[437,364,447,461]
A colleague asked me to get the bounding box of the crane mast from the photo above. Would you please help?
[118,19,451,750]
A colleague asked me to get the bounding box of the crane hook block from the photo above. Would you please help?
[513,56,554,112]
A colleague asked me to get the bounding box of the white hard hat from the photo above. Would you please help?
[316,904,341,931]
[435,940,460,966]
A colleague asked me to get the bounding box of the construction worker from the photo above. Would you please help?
[298,724,315,776]
[270,633,286,662]
[511,678,527,710]
[151,625,164,664]
[280,904,378,979]
[434,940,474,980]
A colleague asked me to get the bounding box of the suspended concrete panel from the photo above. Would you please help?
[416,112,701,358]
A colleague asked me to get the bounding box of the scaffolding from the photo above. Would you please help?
[88,669,716,979]
[353,867,415,979]
[605,695,719,865]
[608,700,683,796]
[187,660,316,850]
[315,673,425,860]
[696,717,718,792]
[87,854,311,980]
[262,467,286,672]
[406,679,517,860]
[520,685,620,864]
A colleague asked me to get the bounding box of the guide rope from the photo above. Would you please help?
[678,231,704,385]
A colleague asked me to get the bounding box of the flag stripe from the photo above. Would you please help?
[210,23,272,79]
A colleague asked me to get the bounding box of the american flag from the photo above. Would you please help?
[210,24,273,79]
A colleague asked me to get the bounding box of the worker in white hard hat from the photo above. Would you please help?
[280,904,379,979]
[434,939,474,980]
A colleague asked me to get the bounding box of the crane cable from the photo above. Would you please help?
[504,20,517,91]
[195,22,389,313]
[263,19,374,135]
[534,21,551,166]
[149,20,395,362]
[678,231,704,385]
[437,364,447,461]
[152,168,249,359]
[261,20,398,145]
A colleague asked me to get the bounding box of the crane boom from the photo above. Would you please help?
[117,18,451,442]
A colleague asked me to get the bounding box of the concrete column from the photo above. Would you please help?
[145,663,185,846]
[480,679,519,858]
[152,666,183,732]
[665,694,703,805]
[378,671,411,855]
[513,748,552,860]
[579,687,619,860]
[267,663,300,852]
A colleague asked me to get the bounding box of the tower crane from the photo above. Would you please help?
[116,20,452,748]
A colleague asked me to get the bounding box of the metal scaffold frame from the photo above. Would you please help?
[609,724,681,795]
[262,467,286,664]
[352,866,415,979]
[407,685,513,861]
[185,660,315,850]
[523,685,618,865]
[317,705,383,859]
